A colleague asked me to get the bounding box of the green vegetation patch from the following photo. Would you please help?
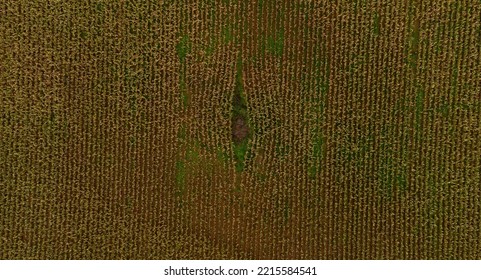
[177,34,191,107]
[175,160,186,196]
[222,24,234,44]
[176,34,191,63]
[266,29,284,57]
[232,55,251,172]
[308,136,324,179]
[95,2,105,13]
[233,139,249,172]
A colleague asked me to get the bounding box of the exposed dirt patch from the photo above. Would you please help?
[232,115,250,143]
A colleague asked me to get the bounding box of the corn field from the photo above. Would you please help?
[1,0,480,259]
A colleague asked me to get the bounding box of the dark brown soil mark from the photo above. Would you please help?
[232,115,250,143]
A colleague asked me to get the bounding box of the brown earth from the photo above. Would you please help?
[232,116,249,143]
